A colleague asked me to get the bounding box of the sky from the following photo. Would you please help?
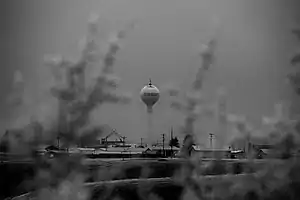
[1,0,300,146]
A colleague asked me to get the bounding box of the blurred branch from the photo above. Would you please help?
[102,92,132,104]
[170,100,185,111]
[292,28,300,40]
[161,84,181,97]
[291,52,300,66]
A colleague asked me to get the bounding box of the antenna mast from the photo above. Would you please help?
[148,78,152,86]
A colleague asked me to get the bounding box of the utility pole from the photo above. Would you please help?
[162,134,165,157]
[140,138,143,147]
[209,133,214,149]
[122,136,127,146]
[170,127,173,157]
[245,132,250,159]
[57,136,60,149]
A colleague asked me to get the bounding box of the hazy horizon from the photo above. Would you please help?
[1,0,300,146]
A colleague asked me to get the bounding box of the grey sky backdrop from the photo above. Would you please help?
[1,0,300,145]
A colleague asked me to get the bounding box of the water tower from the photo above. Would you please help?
[140,79,160,146]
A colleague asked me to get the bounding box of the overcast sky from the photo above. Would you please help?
[1,0,300,145]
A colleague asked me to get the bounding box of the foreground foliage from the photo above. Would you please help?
[4,15,300,200]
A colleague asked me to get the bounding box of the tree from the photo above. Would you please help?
[45,15,135,146]
[288,27,300,117]
[169,137,180,148]
[291,28,300,66]
[0,130,9,153]
[277,133,296,159]
[180,134,195,158]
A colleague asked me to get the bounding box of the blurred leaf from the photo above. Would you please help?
[291,52,300,66]
[292,28,300,40]
[227,114,246,123]
[162,84,181,97]
[171,101,184,111]
[102,74,121,88]
[182,188,199,200]
[200,105,215,118]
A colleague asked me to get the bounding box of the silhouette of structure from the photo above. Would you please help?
[140,79,160,145]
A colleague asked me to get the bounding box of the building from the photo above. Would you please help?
[229,135,282,158]
[190,146,231,159]
[99,129,126,146]
[151,146,180,157]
